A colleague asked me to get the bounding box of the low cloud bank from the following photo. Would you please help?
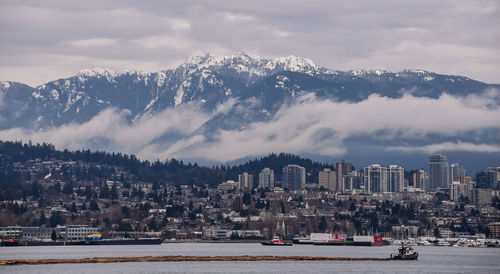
[0,103,214,155]
[1,91,499,162]
[388,142,500,154]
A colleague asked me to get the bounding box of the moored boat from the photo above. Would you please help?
[0,239,21,246]
[436,239,450,246]
[261,235,293,246]
[292,236,313,245]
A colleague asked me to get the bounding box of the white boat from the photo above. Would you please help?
[436,240,450,246]
[417,239,431,246]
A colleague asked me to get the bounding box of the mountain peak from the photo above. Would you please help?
[401,69,431,75]
[77,68,116,78]
[181,52,320,77]
[1,81,11,90]
[267,55,318,72]
[185,51,211,65]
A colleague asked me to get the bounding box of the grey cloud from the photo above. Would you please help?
[1,0,499,86]
[0,102,213,155]
[0,90,499,162]
[388,142,500,154]
[160,91,500,162]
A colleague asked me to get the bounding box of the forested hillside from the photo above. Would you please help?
[0,140,335,200]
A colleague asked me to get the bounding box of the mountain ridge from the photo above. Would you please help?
[2,52,491,91]
[1,52,495,131]
[1,53,499,174]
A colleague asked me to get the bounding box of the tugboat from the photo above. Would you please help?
[391,241,418,260]
[0,238,21,246]
[261,235,293,246]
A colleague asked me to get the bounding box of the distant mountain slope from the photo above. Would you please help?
[1,53,499,173]
[1,52,496,130]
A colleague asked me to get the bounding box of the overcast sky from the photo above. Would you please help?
[1,0,499,86]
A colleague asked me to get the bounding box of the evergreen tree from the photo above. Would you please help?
[99,185,110,199]
[70,202,77,213]
[242,192,251,206]
[148,219,157,231]
[350,201,356,211]
[117,222,133,232]
[85,186,93,201]
[39,211,46,225]
[110,185,119,200]
[63,182,74,194]
[492,196,500,210]
[89,200,100,211]
[49,211,65,227]
[31,181,42,198]
[121,206,130,217]
[319,216,328,232]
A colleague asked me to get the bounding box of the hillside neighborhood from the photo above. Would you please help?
[1,141,499,244]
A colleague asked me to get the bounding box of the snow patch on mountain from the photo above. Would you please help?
[275,75,289,88]
[1,81,11,90]
[64,92,84,112]
[185,51,211,65]
[349,69,389,77]
[266,55,318,74]
[156,71,168,87]
[50,89,59,100]
[175,80,191,106]
[32,91,43,99]
[373,69,388,76]
[408,69,428,75]
[182,52,320,79]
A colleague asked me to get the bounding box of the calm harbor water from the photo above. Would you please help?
[1,243,499,273]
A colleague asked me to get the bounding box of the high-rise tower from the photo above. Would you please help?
[238,172,254,190]
[428,153,449,189]
[336,160,353,192]
[258,168,275,189]
[319,168,336,191]
[282,164,306,190]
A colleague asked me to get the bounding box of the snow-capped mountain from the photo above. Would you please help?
[1,52,499,173]
[0,52,495,130]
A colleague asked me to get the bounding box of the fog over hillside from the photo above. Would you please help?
[1,53,499,173]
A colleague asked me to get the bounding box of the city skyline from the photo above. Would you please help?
[1,1,499,271]
[1,140,498,242]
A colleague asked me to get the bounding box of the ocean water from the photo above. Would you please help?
[1,243,499,273]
